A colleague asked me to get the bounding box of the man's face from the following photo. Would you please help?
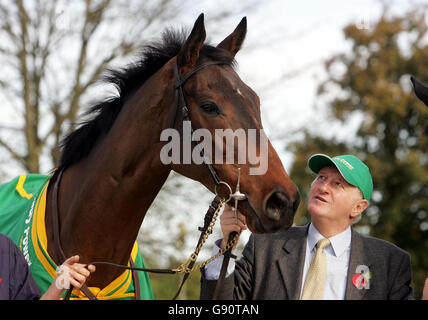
[307,165,363,225]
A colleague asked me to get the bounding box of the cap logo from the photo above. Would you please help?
[338,158,354,170]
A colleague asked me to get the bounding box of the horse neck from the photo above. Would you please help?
[46,63,175,283]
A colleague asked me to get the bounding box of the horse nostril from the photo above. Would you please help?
[265,192,289,222]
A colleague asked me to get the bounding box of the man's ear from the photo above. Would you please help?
[411,76,428,136]
[350,199,369,219]
[411,76,428,108]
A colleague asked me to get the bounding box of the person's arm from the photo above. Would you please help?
[203,205,246,280]
[422,278,428,300]
[203,239,237,280]
[201,206,255,300]
[40,255,95,300]
[8,237,42,300]
[388,251,414,300]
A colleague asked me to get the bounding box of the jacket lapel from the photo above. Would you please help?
[345,229,372,300]
[276,225,308,300]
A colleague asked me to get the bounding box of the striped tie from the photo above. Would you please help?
[301,238,331,300]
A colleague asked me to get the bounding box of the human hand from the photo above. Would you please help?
[219,204,247,250]
[41,255,96,300]
[423,278,428,300]
[56,255,96,290]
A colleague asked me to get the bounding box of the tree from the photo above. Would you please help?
[0,0,255,175]
[1,0,159,172]
[0,0,260,299]
[288,7,428,297]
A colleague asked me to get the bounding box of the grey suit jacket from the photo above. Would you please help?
[200,224,414,300]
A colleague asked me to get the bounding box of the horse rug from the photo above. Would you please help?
[0,174,153,300]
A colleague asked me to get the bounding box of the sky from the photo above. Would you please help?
[1,0,426,263]
[165,0,420,171]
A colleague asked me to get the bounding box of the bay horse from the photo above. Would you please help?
[2,14,300,299]
[411,76,428,135]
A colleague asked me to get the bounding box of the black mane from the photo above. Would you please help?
[56,28,235,174]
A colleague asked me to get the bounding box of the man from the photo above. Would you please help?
[0,233,95,300]
[200,154,418,300]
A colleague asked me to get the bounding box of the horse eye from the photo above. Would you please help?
[199,103,221,115]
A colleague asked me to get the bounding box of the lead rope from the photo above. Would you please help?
[51,169,98,300]
[172,195,223,300]
[60,191,237,300]
[212,168,246,300]
[59,176,241,300]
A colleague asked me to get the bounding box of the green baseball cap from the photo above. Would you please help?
[308,154,373,200]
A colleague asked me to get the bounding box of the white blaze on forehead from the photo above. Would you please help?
[216,67,244,98]
[225,74,245,98]
[236,87,244,97]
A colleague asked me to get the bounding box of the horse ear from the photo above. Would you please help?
[217,17,247,56]
[176,13,206,70]
[411,76,428,108]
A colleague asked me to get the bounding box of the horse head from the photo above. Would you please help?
[165,14,300,234]
[411,76,428,136]
[42,13,302,289]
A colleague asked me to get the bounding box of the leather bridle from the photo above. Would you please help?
[53,58,240,300]
[171,58,226,187]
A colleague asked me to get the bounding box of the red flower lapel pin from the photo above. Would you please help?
[352,265,371,290]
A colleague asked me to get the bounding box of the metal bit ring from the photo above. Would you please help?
[214,181,232,203]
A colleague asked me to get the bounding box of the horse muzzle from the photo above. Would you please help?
[243,189,300,234]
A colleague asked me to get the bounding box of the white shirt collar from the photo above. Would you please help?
[307,223,352,257]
